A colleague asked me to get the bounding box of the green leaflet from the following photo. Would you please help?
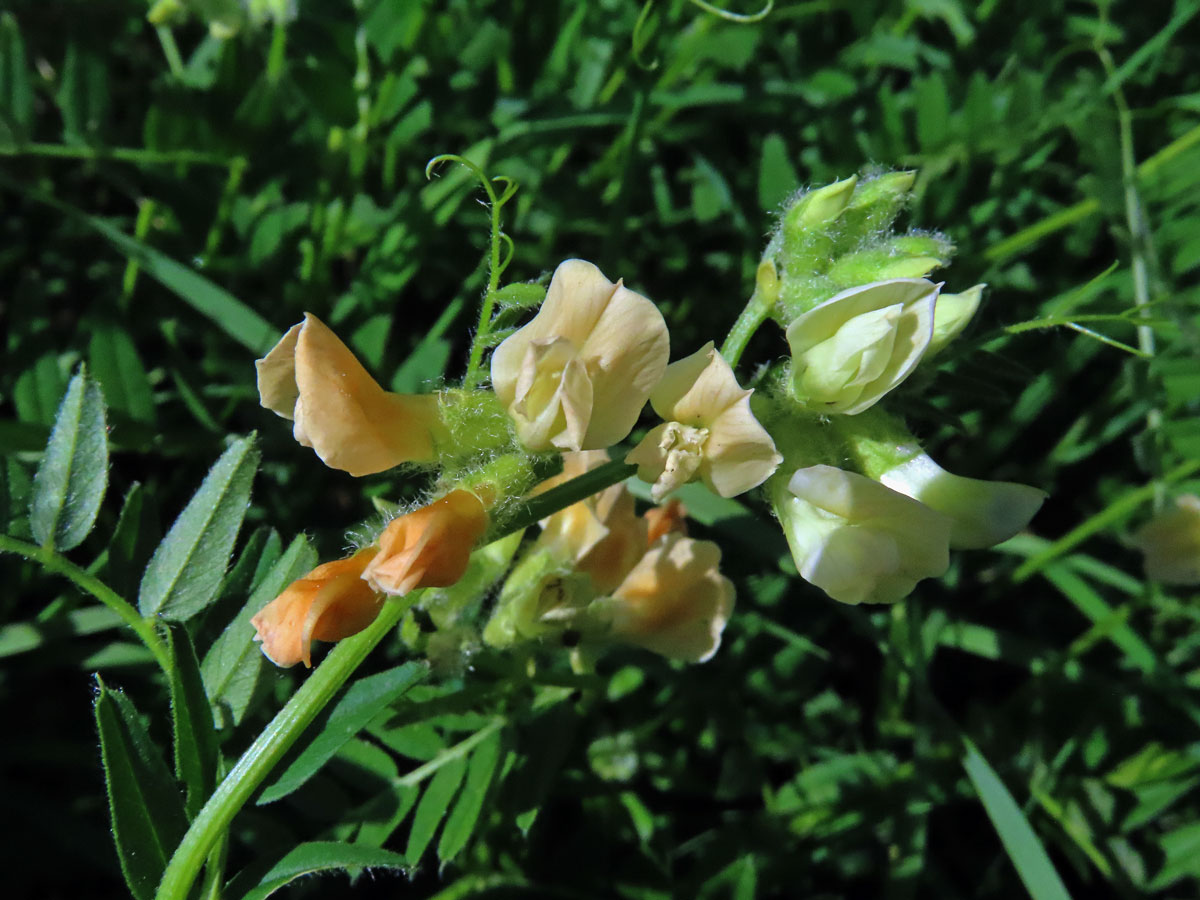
[259,662,427,804]
[237,842,408,900]
[406,755,468,865]
[138,436,260,622]
[29,369,108,551]
[201,534,318,729]
[962,738,1074,900]
[94,678,189,900]
[167,626,219,819]
[437,728,503,863]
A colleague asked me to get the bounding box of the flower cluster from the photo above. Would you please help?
[249,169,1045,670]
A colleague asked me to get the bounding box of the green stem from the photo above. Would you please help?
[462,192,506,390]
[1012,458,1200,583]
[720,288,771,368]
[153,597,415,900]
[154,457,634,900]
[394,717,506,788]
[0,142,233,167]
[721,259,780,367]
[1099,37,1166,494]
[155,26,186,79]
[484,459,637,542]
[0,534,171,673]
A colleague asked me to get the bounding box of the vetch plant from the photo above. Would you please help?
[2,161,1049,900]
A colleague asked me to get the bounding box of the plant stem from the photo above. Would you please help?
[153,457,634,900]
[462,198,505,390]
[721,260,781,368]
[0,142,234,167]
[153,597,414,900]
[1012,458,1200,583]
[394,717,506,787]
[0,534,171,673]
[484,459,636,542]
[720,287,772,368]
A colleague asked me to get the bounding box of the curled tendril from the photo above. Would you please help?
[424,153,521,212]
[426,151,522,389]
[496,232,516,281]
[686,0,773,23]
[632,0,661,71]
[492,176,520,208]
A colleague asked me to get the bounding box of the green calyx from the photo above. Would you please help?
[772,169,953,322]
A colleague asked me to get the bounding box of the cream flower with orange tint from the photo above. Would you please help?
[593,533,734,663]
[257,314,444,476]
[363,490,489,596]
[644,498,688,545]
[491,260,670,452]
[536,451,647,595]
[627,342,781,501]
[251,548,382,668]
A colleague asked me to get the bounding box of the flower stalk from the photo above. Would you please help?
[154,596,415,900]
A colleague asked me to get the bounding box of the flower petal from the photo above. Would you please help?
[879,453,1046,550]
[256,322,303,419]
[605,534,734,662]
[491,260,622,409]
[577,281,670,448]
[701,398,783,497]
[363,490,489,596]
[251,548,380,668]
[291,314,441,475]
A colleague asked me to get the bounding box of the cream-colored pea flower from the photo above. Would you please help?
[491,260,670,451]
[536,451,647,595]
[785,279,940,415]
[878,452,1045,550]
[257,314,443,476]
[627,342,781,501]
[772,465,951,605]
[592,533,734,662]
[1131,495,1200,584]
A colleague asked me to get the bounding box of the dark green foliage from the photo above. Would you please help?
[3,1,1200,899]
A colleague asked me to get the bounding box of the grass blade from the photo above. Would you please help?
[962,737,1073,900]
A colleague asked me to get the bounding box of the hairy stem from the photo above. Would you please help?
[154,597,415,900]
[154,456,636,900]
[0,534,171,673]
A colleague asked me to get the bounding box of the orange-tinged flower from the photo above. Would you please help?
[251,548,382,668]
[644,499,688,545]
[596,533,734,663]
[363,490,489,596]
[256,313,444,476]
[536,451,647,594]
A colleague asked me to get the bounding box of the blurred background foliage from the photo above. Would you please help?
[3,0,1200,897]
